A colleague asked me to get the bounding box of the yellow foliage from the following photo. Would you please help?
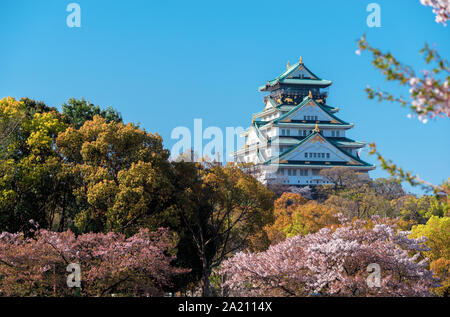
[0,97,25,117]
[25,112,66,154]
[430,258,450,296]
[410,216,450,261]
[287,201,340,237]
[410,216,450,296]
[265,193,339,244]
[264,193,308,244]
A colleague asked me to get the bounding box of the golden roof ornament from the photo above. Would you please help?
[300,56,303,64]
[286,61,290,69]
[314,123,320,133]
[308,90,312,98]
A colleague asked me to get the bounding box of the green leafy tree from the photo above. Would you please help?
[391,195,447,229]
[0,97,25,156]
[0,97,71,233]
[56,115,172,234]
[62,98,122,129]
[173,162,275,296]
[319,170,402,220]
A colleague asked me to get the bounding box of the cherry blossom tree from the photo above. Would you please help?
[0,224,187,296]
[355,0,450,198]
[420,0,450,25]
[356,37,449,122]
[220,216,440,296]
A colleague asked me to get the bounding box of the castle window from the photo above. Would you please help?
[305,153,308,158]
[326,153,330,159]
[331,131,335,137]
[336,131,340,137]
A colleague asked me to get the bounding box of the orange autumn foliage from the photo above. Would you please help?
[265,192,340,244]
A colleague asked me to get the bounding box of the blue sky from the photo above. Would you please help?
[1,0,449,194]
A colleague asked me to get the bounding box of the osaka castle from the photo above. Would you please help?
[233,57,375,186]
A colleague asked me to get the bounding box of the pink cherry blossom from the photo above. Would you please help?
[220,216,440,297]
[420,0,450,25]
[0,227,188,296]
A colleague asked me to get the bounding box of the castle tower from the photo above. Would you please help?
[233,58,375,186]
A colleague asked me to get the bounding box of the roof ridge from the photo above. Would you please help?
[275,61,322,82]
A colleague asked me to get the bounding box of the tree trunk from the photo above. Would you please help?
[201,257,211,297]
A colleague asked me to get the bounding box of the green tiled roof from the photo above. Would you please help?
[267,162,375,170]
[264,131,374,168]
[275,136,365,148]
[251,121,268,144]
[271,137,301,145]
[253,96,338,118]
[264,132,315,165]
[259,61,332,91]
[330,139,365,148]
[256,149,265,162]
[321,104,338,112]
[273,96,349,125]
[274,121,352,127]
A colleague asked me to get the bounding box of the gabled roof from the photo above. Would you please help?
[259,60,332,91]
[264,131,374,168]
[274,136,366,148]
[273,96,349,125]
